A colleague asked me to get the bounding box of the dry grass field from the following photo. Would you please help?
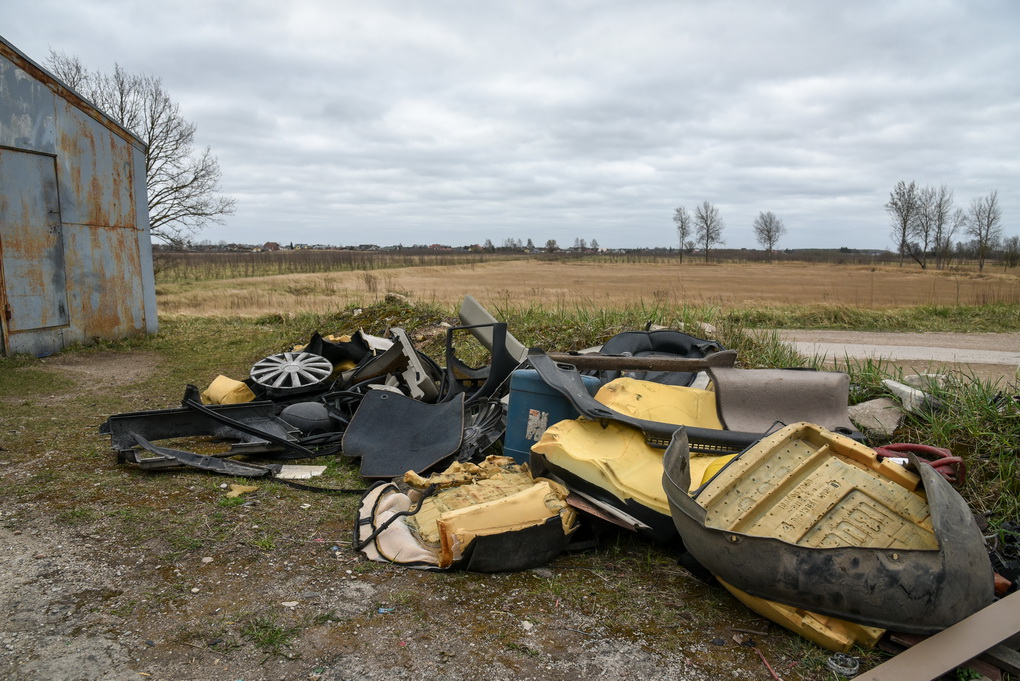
[157,260,1020,316]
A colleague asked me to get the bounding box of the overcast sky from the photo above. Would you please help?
[3,1,1018,250]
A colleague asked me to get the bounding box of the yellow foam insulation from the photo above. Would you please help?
[225,484,258,498]
[697,423,935,550]
[718,578,885,653]
[201,375,256,404]
[402,455,575,568]
[404,455,528,490]
[594,378,724,430]
[531,379,731,514]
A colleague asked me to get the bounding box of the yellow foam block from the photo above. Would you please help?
[534,420,733,514]
[201,375,256,404]
[719,578,884,652]
[594,378,724,430]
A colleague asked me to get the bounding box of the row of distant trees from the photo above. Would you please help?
[886,182,1003,272]
[480,237,602,253]
[673,202,788,263]
[672,185,1008,271]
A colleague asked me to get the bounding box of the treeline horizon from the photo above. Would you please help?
[153,246,1020,284]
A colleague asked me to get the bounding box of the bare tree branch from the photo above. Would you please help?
[886,180,919,268]
[929,185,960,270]
[47,50,235,247]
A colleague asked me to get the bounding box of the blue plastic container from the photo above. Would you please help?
[504,369,602,464]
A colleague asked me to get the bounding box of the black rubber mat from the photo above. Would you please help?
[342,390,465,478]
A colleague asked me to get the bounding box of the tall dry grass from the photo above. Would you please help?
[156,259,1020,319]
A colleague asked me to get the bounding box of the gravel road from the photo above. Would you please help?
[778,331,1020,384]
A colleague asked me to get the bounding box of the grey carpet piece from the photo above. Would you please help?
[343,390,465,478]
[707,367,855,434]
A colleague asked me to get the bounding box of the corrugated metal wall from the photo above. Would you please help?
[0,36,158,357]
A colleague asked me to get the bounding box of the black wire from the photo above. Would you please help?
[352,483,439,551]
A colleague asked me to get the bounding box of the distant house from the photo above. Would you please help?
[262,242,282,252]
[0,36,157,357]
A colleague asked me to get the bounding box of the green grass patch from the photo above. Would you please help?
[898,373,1020,522]
[240,613,299,655]
[721,302,1020,332]
[0,365,76,398]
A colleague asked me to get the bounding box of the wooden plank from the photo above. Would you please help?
[857,592,1020,681]
[889,633,1002,680]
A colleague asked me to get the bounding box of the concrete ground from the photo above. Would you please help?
[778,331,1020,385]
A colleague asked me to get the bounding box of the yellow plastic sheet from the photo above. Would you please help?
[531,378,731,513]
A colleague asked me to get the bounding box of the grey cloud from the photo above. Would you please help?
[2,0,1017,249]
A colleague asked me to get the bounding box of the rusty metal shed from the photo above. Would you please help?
[0,35,157,357]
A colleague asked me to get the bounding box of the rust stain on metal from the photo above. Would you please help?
[65,224,145,339]
[0,39,145,153]
[2,36,156,356]
[0,236,9,353]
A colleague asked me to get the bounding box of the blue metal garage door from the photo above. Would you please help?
[0,148,69,354]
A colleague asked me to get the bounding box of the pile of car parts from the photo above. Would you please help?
[97,294,1012,671]
[101,299,526,480]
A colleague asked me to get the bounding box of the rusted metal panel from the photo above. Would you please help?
[133,144,159,334]
[0,226,8,355]
[0,38,143,153]
[0,51,57,153]
[0,149,70,335]
[62,223,146,340]
[0,35,158,357]
[55,97,136,229]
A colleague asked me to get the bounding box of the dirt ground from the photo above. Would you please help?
[0,352,787,681]
[1,332,1014,681]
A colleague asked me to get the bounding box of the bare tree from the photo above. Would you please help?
[673,206,692,263]
[904,184,961,270]
[966,190,1003,272]
[752,211,787,260]
[886,181,919,267]
[47,50,235,247]
[1002,235,1020,270]
[939,208,967,270]
[909,185,937,269]
[928,185,962,270]
[694,201,725,262]
[544,239,558,253]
